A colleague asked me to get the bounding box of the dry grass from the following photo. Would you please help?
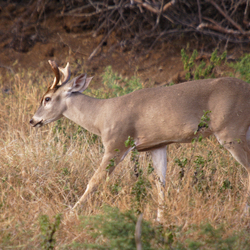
[0,67,250,249]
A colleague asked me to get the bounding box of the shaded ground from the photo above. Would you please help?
[1,1,250,89]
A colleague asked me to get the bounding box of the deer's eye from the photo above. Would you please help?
[45,97,51,102]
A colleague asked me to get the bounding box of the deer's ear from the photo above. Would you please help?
[68,74,93,93]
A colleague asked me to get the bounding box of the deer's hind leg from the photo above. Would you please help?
[215,127,250,209]
[151,146,167,222]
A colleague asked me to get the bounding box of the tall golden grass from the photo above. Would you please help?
[0,67,250,249]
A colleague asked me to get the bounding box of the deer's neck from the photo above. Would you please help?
[63,93,103,136]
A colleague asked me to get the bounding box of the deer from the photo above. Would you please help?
[30,60,250,221]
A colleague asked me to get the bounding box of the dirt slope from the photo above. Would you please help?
[0,1,250,89]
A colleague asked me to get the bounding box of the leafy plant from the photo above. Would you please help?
[230,53,250,83]
[181,49,198,80]
[125,135,136,148]
[192,152,213,193]
[39,214,62,250]
[175,157,188,180]
[75,208,250,250]
[124,136,153,213]
[181,49,227,80]
[131,169,152,214]
[80,206,154,250]
[87,66,143,99]
[187,223,243,250]
[195,110,211,135]
[220,179,233,192]
[106,157,116,171]
[109,179,122,195]
[102,66,143,97]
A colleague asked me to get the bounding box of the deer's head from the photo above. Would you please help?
[30,60,93,127]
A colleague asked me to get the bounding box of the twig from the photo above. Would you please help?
[229,0,242,17]
[244,0,250,27]
[93,2,122,37]
[88,16,122,61]
[134,0,159,14]
[60,5,119,17]
[163,0,176,12]
[207,0,246,34]
[162,14,174,23]
[59,4,92,14]
[197,0,202,24]
[117,1,134,35]
[57,33,88,56]
[156,0,164,27]
[197,22,245,35]
[0,64,15,75]
[197,28,250,43]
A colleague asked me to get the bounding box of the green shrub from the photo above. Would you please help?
[187,223,249,250]
[70,207,250,250]
[79,206,154,250]
[230,53,250,83]
[86,66,143,98]
[39,214,62,250]
[125,136,153,213]
[181,49,227,80]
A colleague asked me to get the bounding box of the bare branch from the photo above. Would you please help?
[206,0,246,34]
[0,64,15,75]
[163,0,176,12]
[197,0,202,24]
[134,0,159,14]
[197,22,246,35]
[88,16,122,61]
[244,0,250,27]
[59,5,120,17]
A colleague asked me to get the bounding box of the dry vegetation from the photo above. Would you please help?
[1,55,250,249]
[2,0,250,248]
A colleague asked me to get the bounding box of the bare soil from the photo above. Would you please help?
[1,2,250,91]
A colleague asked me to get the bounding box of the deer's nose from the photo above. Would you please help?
[29,119,34,125]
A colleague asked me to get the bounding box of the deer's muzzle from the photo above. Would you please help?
[29,118,43,127]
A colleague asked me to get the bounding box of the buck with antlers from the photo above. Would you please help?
[30,60,250,221]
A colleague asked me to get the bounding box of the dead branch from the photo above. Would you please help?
[58,0,250,47]
[163,0,176,12]
[7,0,250,55]
[134,0,159,14]
[0,64,15,75]
[88,15,122,61]
[244,0,250,28]
[197,0,202,24]
[60,5,119,17]
[206,0,246,34]
[197,22,247,35]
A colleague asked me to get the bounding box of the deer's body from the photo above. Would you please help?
[64,77,250,151]
[30,61,250,221]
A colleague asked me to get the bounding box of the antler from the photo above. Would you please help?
[48,60,60,89]
[59,62,71,85]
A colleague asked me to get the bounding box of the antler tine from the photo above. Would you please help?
[48,60,60,89]
[58,62,71,85]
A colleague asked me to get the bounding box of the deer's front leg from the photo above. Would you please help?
[72,152,121,210]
